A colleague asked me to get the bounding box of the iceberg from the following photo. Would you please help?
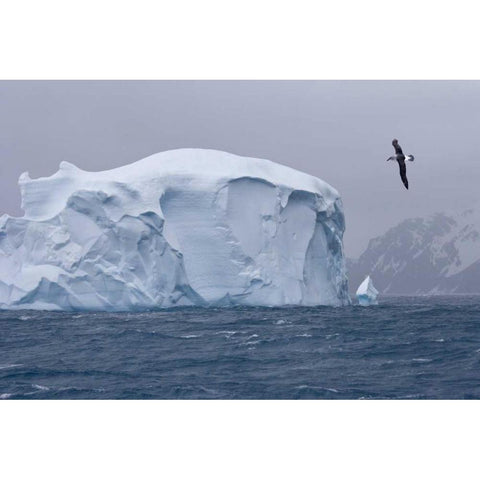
[0,149,350,310]
[356,275,379,306]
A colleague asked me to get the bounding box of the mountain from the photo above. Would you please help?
[348,210,480,295]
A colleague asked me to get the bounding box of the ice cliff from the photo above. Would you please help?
[0,149,350,310]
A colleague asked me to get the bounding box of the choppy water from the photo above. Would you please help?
[1,296,480,399]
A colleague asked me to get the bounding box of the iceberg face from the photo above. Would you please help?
[0,149,350,310]
[356,275,379,306]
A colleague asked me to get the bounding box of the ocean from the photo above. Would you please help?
[1,296,480,399]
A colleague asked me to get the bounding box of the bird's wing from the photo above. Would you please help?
[393,141,403,155]
[398,160,408,189]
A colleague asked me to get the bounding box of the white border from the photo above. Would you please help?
[1,0,480,79]
[2,400,479,479]
[1,1,480,478]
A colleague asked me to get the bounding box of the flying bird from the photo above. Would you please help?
[387,138,414,189]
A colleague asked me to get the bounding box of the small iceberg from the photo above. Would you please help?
[356,275,379,306]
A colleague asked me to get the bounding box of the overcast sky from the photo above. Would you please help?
[1,80,479,257]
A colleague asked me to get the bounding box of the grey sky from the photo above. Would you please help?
[1,80,479,257]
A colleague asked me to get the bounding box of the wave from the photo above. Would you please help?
[0,364,23,370]
[32,384,50,391]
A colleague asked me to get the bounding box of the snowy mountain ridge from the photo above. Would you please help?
[348,210,480,295]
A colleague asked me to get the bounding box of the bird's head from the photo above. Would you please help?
[392,138,398,145]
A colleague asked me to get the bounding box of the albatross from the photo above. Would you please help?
[387,138,414,189]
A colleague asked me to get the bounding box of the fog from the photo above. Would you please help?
[1,80,479,257]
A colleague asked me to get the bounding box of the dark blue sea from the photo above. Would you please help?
[1,296,480,399]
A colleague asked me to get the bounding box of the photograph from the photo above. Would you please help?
[1,80,479,400]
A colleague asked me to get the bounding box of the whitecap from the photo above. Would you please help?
[32,384,50,391]
[0,363,23,370]
[0,393,12,399]
[295,385,339,393]
[412,358,432,363]
[215,330,238,339]
[180,334,199,339]
[325,333,339,339]
[325,387,339,393]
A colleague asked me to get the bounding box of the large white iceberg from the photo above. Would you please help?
[356,275,379,306]
[0,149,350,310]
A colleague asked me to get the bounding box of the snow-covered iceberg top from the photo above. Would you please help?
[0,148,350,310]
[356,275,379,306]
